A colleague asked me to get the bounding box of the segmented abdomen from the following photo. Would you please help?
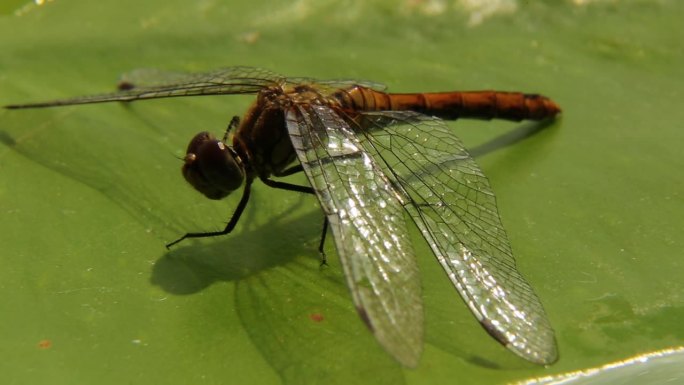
[332,86,561,122]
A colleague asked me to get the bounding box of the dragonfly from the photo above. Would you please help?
[5,66,560,367]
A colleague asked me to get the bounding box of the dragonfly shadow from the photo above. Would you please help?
[468,118,560,159]
[0,130,17,147]
[150,208,324,295]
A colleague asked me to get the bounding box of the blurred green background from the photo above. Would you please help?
[1,1,682,384]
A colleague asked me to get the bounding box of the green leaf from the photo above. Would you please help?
[2,1,683,384]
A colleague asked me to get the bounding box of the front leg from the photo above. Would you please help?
[273,164,304,177]
[166,181,253,248]
[222,116,241,143]
[260,175,329,265]
[259,175,314,194]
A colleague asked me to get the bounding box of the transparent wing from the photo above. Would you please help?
[357,110,558,365]
[5,66,284,109]
[286,77,387,93]
[5,66,388,110]
[285,104,424,367]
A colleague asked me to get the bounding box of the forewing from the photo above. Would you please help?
[357,111,557,365]
[285,104,424,367]
[301,79,387,93]
[319,79,387,91]
[5,66,282,109]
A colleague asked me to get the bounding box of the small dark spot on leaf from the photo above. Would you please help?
[117,81,136,91]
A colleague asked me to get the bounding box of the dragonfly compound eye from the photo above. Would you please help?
[182,131,245,200]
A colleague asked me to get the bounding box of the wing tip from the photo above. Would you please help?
[513,343,559,366]
[356,306,375,332]
[480,318,559,365]
[356,305,423,368]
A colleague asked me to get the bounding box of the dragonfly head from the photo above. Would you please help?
[182,131,245,200]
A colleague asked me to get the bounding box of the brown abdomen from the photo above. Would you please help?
[333,86,561,122]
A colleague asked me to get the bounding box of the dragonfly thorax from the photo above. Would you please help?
[231,91,299,179]
[181,131,245,200]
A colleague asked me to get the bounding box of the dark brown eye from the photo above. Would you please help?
[182,131,245,200]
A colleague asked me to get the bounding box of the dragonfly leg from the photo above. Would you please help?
[273,164,304,177]
[260,175,328,265]
[165,181,252,249]
[318,217,329,267]
[222,116,240,142]
[260,176,314,194]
